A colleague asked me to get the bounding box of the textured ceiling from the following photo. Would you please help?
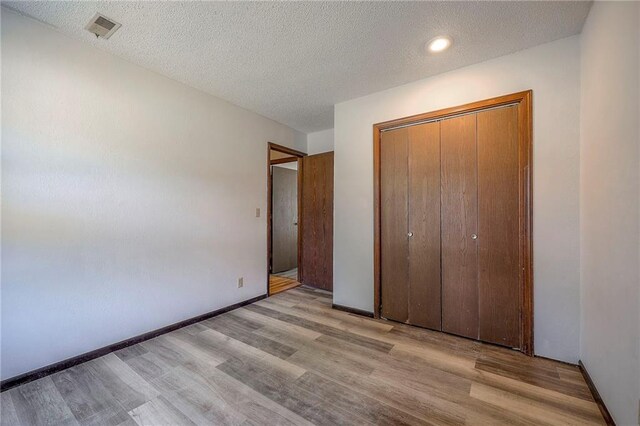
[3,1,591,132]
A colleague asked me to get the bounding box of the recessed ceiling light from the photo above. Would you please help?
[427,36,452,53]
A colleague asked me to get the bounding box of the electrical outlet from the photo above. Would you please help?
[238,277,244,288]
[256,208,260,218]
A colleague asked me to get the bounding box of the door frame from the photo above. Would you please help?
[372,90,533,355]
[267,142,306,295]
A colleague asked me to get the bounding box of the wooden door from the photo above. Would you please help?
[381,124,441,328]
[271,166,298,273]
[300,152,334,291]
[380,128,409,322]
[374,91,532,354]
[477,106,520,348]
[441,114,479,339]
[407,122,442,329]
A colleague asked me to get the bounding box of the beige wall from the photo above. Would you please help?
[1,10,305,380]
[579,2,640,424]
[307,128,334,154]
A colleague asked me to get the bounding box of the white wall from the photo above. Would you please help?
[0,10,306,380]
[579,2,639,424]
[273,162,298,171]
[334,36,581,363]
[307,128,334,155]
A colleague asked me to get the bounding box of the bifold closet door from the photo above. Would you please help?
[477,106,520,348]
[408,122,441,329]
[380,128,409,322]
[380,122,441,328]
[379,99,525,349]
[441,114,479,339]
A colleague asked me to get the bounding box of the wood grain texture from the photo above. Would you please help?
[578,361,616,426]
[272,166,298,273]
[270,156,299,165]
[477,105,521,348]
[0,287,604,426]
[441,113,479,339]
[297,157,304,283]
[300,152,334,291]
[1,295,266,393]
[380,128,409,323]
[407,121,442,330]
[268,142,307,159]
[373,125,382,317]
[373,90,533,355]
[517,92,534,356]
[374,90,532,132]
[269,274,301,296]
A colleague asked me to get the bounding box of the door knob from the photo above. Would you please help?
[408,232,414,237]
[471,234,478,240]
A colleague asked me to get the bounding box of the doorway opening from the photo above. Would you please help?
[267,142,306,295]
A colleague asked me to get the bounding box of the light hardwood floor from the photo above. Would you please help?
[269,272,300,295]
[274,268,298,280]
[1,287,604,425]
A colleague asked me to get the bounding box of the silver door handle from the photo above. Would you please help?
[408,232,413,237]
[471,234,478,240]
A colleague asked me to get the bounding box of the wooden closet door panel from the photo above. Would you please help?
[301,152,334,291]
[272,166,298,273]
[477,106,520,348]
[440,114,479,339]
[380,128,409,322]
[408,122,442,330]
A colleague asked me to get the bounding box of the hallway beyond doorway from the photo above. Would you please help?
[269,268,300,295]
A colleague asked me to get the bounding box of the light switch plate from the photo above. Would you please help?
[238,277,244,288]
[256,208,260,218]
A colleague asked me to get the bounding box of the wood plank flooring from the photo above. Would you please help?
[1,287,604,425]
[274,268,298,280]
[269,273,300,295]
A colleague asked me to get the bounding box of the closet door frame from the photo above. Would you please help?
[373,90,533,355]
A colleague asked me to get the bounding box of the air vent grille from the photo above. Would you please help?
[85,13,121,39]
[94,16,116,31]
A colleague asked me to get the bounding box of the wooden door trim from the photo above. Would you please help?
[270,156,300,165]
[267,142,306,296]
[297,157,303,287]
[373,90,533,355]
[268,142,307,158]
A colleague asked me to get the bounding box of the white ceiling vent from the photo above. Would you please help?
[84,13,121,39]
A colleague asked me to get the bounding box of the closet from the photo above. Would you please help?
[375,92,532,352]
